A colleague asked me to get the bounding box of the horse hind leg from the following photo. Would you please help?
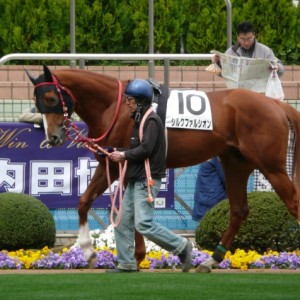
[134,230,146,270]
[267,170,298,220]
[198,161,300,273]
[258,130,298,223]
[196,155,253,273]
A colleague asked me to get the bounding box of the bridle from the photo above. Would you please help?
[34,75,76,118]
[34,75,123,149]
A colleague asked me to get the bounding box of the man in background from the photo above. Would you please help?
[213,21,284,75]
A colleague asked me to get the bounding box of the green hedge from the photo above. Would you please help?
[0,192,56,251]
[0,0,298,65]
[195,191,300,253]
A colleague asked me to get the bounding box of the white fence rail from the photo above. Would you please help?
[0,53,213,65]
[0,53,213,86]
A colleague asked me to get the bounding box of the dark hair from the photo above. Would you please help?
[236,21,255,35]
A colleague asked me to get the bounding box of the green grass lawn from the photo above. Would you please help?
[0,272,299,300]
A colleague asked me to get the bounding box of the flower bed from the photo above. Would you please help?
[1,225,300,270]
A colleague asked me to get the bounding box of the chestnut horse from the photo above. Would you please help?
[26,65,300,272]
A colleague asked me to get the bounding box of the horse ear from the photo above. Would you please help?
[25,69,37,85]
[43,64,53,82]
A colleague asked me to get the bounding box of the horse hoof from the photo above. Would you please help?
[87,252,97,268]
[195,264,212,273]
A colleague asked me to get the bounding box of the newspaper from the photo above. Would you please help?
[212,50,276,93]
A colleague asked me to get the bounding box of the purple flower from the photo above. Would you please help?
[219,259,231,269]
[192,250,211,266]
[165,254,181,268]
[250,260,265,269]
[95,250,117,268]
[2,247,300,270]
[148,257,165,269]
[0,252,23,269]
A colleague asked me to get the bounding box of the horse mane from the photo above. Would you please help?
[54,68,126,84]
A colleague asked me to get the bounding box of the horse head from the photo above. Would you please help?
[26,65,75,146]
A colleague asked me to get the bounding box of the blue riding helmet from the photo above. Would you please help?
[124,79,153,103]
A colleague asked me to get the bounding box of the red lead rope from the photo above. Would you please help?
[89,80,123,143]
[35,76,128,226]
[139,107,155,203]
[109,107,155,227]
[48,77,154,226]
[64,79,123,145]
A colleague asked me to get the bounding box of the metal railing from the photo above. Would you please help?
[0,53,213,87]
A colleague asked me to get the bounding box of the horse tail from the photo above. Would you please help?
[280,101,300,221]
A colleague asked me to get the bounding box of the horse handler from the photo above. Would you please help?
[107,78,193,273]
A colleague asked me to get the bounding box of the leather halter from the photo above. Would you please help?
[34,75,76,117]
[34,75,123,144]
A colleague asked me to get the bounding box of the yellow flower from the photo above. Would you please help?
[264,250,279,256]
[110,249,117,256]
[229,249,262,269]
[202,249,213,256]
[5,248,52,269]
[295,249,300,256]
[224,251,232,259]
[139,258,151,269]
[2,245,298,270]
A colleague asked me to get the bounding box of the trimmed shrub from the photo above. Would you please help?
[195,192,300,253]
[0,192,56,250]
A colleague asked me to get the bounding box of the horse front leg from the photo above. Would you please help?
[196,156,252,273]
[77,162,118,266]
[77,162,146,268]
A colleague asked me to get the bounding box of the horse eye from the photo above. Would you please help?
[46,96,58,107]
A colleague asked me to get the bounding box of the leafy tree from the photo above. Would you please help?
[182,0,228,54]
[127,0,186,54]
[76,0,125,53]
[153,0,186,53]
[0,0,70,64]
[294,0,300,63]
[127,0,148,53]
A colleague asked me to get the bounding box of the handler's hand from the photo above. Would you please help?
[109,151,125,163]
[269,64,278,72]
[212,54,220,64]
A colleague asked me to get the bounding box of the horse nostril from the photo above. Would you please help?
[49,135,61,146]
